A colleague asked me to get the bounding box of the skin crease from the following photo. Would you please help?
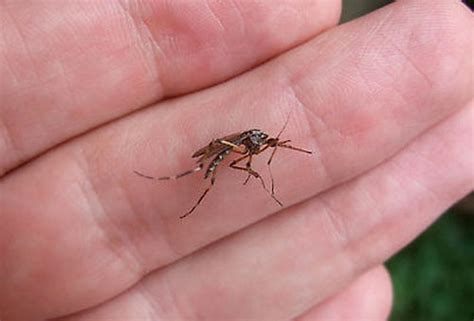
[0,0,472,320]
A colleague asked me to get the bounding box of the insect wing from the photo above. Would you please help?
[192,132,247,158]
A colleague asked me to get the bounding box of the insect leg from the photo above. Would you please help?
[230,150,269,190]
[265,142,287,195]
[180,170,217,219]
[134,163,204,181]
[242,154,255,186]
[229,154,260,186]
[264,140,311,196]
[277,141,312,154]
[133,170,157,180]
[229,154,283,207]
[217,139,247,154]
[266,140,290,166]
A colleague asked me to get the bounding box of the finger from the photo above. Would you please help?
[54,265,391,321]
[0,0,341,175]
[295,266,392,321]
[54,102,473,320]
[0,0,471,319]
[96,101,472,321]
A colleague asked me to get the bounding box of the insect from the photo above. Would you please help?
[134,117,312,219]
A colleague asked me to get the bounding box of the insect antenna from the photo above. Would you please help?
[267,110,292,195]
[276,109,293,139]
[267,109,313,195]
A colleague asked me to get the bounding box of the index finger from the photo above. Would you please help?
[0,0,340,175]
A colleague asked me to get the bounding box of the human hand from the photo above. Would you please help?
[1,0,472,320]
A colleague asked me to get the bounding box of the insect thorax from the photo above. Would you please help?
[243,129,269,151]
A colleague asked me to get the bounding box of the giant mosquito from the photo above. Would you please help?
[134,116,312,218]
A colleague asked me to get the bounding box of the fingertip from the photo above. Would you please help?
[297,265,393,321]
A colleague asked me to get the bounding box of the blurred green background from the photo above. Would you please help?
[341,1,474,320]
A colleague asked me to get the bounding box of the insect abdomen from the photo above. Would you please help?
[205,150,230,178]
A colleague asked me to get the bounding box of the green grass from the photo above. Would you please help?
[387,211,474,321]
[340,0,392,23]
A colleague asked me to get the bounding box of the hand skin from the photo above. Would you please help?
[0,0,472,320]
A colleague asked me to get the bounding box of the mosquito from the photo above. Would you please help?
[134,116,312,219]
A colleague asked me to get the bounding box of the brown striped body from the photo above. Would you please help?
[134,126,312,218]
